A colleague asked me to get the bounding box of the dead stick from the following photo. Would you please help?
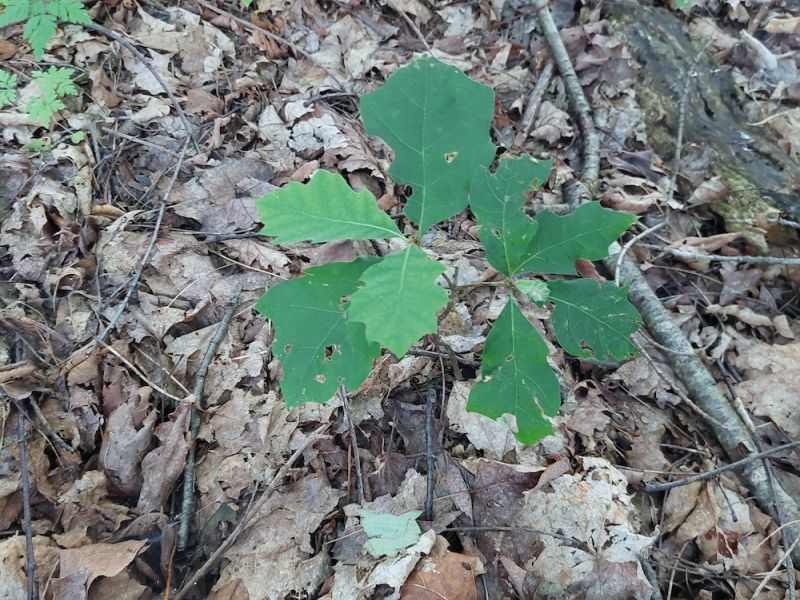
[83,23,200,153]
[14,402,38,600]
[173,424,329,600]
[339,385,365,505]
[515,62,554,148]
[643,441,800,492]
[177,283,243,550]
[423,388,435,521]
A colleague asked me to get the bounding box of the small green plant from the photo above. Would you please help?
[27,66,77,125]
[253,56,640,444]
[0,69,18,106]
[26,137,51,153]
[0,0,91,58]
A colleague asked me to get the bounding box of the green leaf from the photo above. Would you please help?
[467,298,560,444]
[675,0,693,14]
[0,0,30,26]
[359,509,422,557]
[0,69,18,107]
[469,155,552,275]
[255,170,403,244]
[548,279,640,362]
[513,202,637,275]
[255,259,382,407]
[360,55,497,233]
[24,13,57,58]
[69,130,85,143]
[33,66,77,97]
[349,245,448,357]
[27,94,64,126]
[49,0,91,23]
[516,279,549,303]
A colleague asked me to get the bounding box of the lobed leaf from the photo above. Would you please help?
[255,259,382,407]
[24,13,57,58]
[255,169,403,244]
[469,155,552,275]
[512,202,637,275]
[349,245,448,357]
[467,298,560,443]
[0,69,18,107]
[548,279,640,362]
[49,0,91,23]
[360,55,497,233]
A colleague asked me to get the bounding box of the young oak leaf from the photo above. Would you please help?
[348,245,448,357]
[360,55,497,233]
[255,169,403,244]
[513,202,637,275]
[467,298,560,443]
[547,279,640,362]
[469,155,552,275]
[255,258,381,407]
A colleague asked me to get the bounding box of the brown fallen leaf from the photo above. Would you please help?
[137,403,190,512]
[401,535,483,600]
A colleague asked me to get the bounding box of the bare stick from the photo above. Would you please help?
[97,141,188,343]
[515,62,554,148]
[445,526,581,548]
[173,424,329,600]
[178,283,244,550]
[339,384,365,505]
[423,388,435,521]
[614,221,668,286]
[14,403,38,600]
[386,0,431,52]
[640,244,800,266]
[643,441,800,492]
[531,0,599,201]
[83,23,199,153]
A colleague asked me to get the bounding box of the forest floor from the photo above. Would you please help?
[1,0,799,598]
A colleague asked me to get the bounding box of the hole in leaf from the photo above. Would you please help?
[491,227,501,239]
[323,345,336,361]
[444,151,458,163]
[505,354,513,362]
[315,374,326,383]
[283,344,292,354]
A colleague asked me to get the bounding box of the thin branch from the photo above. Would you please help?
[339,384,365,505]
[641,244,800,266]
[178,283,244,550]
[614,221,668,287]
[385,0,431,52]
[515,62,554,149]
[643,441,800,492]
[530,0,599,201]
[444,526,582,548]
[423,388,435,521]
[173,424,329,600]
[83,23,200,153]
[97,141,188,343]
[13,403,38,600]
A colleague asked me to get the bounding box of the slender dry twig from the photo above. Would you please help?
[385,0,431,52]
[97,140,188,344]
[173,424,329,600]
[530,0,800,564]
[178,283,244,550]
[445,526,582,548]
[614,221,668,287]
[14,402,38,600]
[26,397,73,457]
[643,441,800,492]
[751,522,800,600]
[339,384,365,505]
[99,126,182,158]
[530,0,598,202]
[423,388,435,521]
[641,244,800,266]
[515,62,554,148]
[83,23,200,153]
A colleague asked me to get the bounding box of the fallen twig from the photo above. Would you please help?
[423,388,435,521]
[641,244,800,266]
[178,283,244,550]
[173,424,329,600]
[515,62,554,149]
[339,384,365,505]
[14,402,38,600]
[643,441,800,492]
[84,23,200,153]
